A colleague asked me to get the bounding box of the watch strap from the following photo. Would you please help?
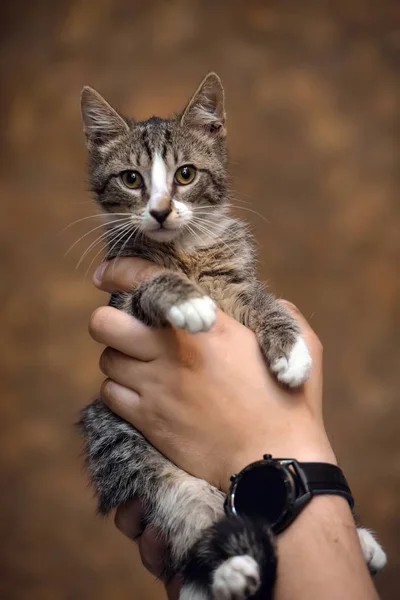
[299,462,354,509]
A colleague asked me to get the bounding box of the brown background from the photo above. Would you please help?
[0,0,398,598]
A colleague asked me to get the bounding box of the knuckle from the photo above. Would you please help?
[138,263,163,283]
[211,310,227,336]
[280,299,298,314]
[176,340,202,371]
[122,260,164,290]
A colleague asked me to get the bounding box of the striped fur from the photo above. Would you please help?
[78,73,384,599]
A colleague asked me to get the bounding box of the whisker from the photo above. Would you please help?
[76,220,133,269]
[83,223,136,280]
[111,225,140,277]
[59,213,129,234]
[190,219,233,255]
[185,222,207,248]
[77,219,134,263]
[226,204,270,224]
[192,218,260,264]
[64,217,132,257]
[227,194,251,205]
[76,222,132,272]
[190,215,238,235]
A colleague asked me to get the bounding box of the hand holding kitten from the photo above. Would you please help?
[91,257,335,494]
[90,257,385,599]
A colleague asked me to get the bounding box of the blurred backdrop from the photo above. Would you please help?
[0,0,399,598]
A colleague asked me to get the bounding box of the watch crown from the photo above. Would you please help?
[263,454,272,460]
[230,474,238,482]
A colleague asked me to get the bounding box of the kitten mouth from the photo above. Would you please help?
[144,226,181,242]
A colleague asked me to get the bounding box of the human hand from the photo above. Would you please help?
[90,257,336,494]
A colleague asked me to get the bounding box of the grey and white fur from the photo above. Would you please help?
[78,74,386,599]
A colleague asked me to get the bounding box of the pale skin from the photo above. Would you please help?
[89,257,380,600]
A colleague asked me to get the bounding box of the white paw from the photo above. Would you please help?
[357,528,387,574]
[212,555,260,600]
[167,296,217,334]
[270,336,312,387]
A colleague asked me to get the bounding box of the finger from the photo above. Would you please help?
[138,525,166,578]
[93,257,164,292]
[116,501,176,586]
[114,498,144,540]
[89,306,163,361]
[101,379,143,427]
[166,576,182,600]
[100,348,151,393]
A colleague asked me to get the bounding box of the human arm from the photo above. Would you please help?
[90,257,380,600]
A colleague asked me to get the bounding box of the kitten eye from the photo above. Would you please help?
[120,170,143,189]
[174,165,197,186]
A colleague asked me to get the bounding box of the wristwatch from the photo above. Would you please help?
[224,455,354,534]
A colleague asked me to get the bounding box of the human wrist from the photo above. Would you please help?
[221,431,337,494]
[275,495,379,600]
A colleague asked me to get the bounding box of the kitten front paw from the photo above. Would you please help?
[168,296,217,334]
[270,336,312,387]
[212,555,260,600]
[357,528,387,575]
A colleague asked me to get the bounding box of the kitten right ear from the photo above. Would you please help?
[81,87,129,146]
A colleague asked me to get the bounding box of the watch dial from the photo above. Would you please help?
[234,464,290,525]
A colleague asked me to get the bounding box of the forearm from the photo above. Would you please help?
[274,496,379,600]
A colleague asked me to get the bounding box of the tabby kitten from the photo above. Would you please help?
[79,74,386,599]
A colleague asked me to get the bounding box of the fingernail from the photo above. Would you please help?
[93,262,107,286]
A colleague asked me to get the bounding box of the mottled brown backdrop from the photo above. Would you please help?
[0,1,398,598]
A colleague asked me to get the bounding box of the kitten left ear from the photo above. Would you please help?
[81,86,129,146]
[180,73,226,133]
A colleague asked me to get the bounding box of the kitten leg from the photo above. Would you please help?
[114,272,217,333]
[249,285,312,387]
[183,517,276,600]
[357,528,387,574]
[150,472,225,574]
[79,399,224,569]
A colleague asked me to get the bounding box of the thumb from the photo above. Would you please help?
[93,257,164,293]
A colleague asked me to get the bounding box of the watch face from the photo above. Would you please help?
[232,463,294,526]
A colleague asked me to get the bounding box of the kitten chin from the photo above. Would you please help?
[143,227,183,243]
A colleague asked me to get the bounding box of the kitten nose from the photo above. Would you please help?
[150,207,172,224]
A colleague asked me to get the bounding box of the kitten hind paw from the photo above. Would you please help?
[270,336,312,387]
[168,296,217,334]
[212,555,260,600]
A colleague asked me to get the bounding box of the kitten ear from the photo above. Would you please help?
[81,86,129,146]
[180,73,225,132]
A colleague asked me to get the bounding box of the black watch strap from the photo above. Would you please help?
[299,462,354,509]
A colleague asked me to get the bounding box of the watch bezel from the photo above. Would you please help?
[225,458,313,533]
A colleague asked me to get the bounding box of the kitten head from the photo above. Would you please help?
[81,73,228,244]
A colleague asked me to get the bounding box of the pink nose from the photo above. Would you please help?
[150,208,172,224]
